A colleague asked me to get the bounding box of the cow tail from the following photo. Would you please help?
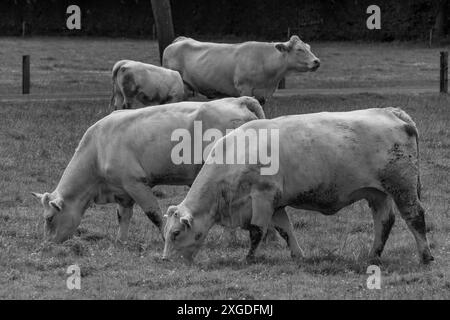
[109,65,119,110]
[388,107,421,200]
[417,139,422,200]
[110,61,127,110]
[243,97,266,119]
[109,79,116,111]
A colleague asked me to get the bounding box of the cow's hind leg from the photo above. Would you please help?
[246,224,264,262]
[244,192,274,262]
[368,194,396,262]
[272,208,304,259]
[116,204,134,243]
[123,181,164,241]
[397,200,434,264]
[381,169,434,263]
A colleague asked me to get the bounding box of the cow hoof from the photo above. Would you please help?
[421,254,435,265]
[291,252,304,262]
[368,255,382,266]
[115,238,128,247]
[243,255,257,264]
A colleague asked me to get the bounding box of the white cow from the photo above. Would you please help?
[32,97,265,243]
[163,107,434,265]
[110,60,185,110]
[163,35,320,104]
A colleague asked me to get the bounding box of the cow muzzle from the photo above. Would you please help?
[310,59,320,71]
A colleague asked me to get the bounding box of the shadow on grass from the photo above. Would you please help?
[127,276,224,291]
[299,252,368,275]
[191,286,256,300]
[197,254,288,271]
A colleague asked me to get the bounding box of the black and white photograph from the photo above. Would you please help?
[0,0,449,304]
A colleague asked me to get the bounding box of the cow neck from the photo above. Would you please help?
[55,145,99,208]
[183,166,236,228]
[270,50,289,83]
[183,169,220,220]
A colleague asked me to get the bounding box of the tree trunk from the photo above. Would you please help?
[151,0,175,64]
[434,0,448,38]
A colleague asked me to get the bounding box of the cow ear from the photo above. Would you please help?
[275,43,289,52]
[31,192,45,201]
[31,192,50,207]
[49,198,63,212]
[180,215,193,229]
[289,35,301,43]
[164,205,178,218]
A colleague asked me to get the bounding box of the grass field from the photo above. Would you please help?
[0,90,449,299]
[0,37,448,96]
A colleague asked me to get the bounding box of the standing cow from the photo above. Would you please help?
[110,60,185,110]
[163,107,434,265]
[32,97,265,243]
[163,35,320,104]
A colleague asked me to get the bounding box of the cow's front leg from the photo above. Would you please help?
[235,83,254,98]
[116,204,134,243]
[272,208,304,260]
[123,181,164,241]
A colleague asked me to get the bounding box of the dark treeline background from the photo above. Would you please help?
[1,0,448,41]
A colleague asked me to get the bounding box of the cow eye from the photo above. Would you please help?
[171,230,181,241]
[45,215,54,224]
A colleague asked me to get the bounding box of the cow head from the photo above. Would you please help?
[31,192,81,243]
[275,35,320,72]
[162,205,209,262]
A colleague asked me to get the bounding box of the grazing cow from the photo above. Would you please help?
[162,35,320,104]
[32,97,265,243]
[110,60,184,110]
[163,107,434,265]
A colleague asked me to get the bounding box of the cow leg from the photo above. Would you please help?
[236,84,266,105]
[235,84,254,99]
[397,200,434,264]
[183,82,195,100]
[262,225,280,245]
[123,182,164,241]
[122,97,133,109]
[116,204,134,243]
[382,165,434,264]
[272,208,304,259]
[252,88,270,105]
[245,193,273,262]
[368,195,396,261]
[246,224,263,262]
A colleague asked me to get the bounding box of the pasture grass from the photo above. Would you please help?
[0,37,448,95]
[0,93,449,299]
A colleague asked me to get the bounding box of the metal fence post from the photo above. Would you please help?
[440,51,448,93]
[22,55,30,94]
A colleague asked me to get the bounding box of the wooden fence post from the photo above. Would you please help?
[151,0,175,64]
[440,51,448,93]
[22,55,30,94]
